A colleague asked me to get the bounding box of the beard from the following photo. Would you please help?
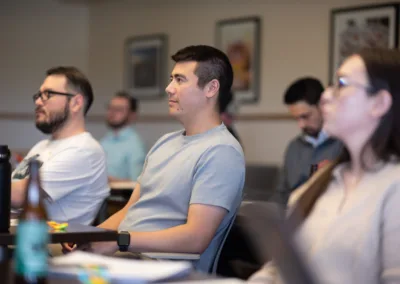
[106,117,130,130]
[302,127,320,137]
[35,103,70,135]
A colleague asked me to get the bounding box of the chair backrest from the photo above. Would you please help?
[210,200,241,274]
[244,164,280,201]
[240,201,318,284]
[91,199,108,226]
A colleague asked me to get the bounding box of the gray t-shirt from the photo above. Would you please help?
[119,123,245,272]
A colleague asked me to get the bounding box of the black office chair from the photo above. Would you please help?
[216,201,271,279]
[240,201,318,284]
[91,199,108,226]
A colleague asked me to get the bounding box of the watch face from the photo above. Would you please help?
[119,232,130,245]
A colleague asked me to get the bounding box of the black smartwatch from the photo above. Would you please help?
[117,231,130,252]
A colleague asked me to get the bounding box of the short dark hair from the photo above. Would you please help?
[218,90,233,113]
[171,45,233,105]
[46,66,93,115]
[283,77,324,106]
[114,91,138,112]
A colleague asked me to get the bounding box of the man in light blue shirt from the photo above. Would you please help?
[100,92,146,181]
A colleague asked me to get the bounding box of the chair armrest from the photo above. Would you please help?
[140,252,200,260]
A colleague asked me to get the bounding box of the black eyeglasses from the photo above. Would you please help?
[333,76,373,92]
[330,76,374,98]
[33,90,76,103]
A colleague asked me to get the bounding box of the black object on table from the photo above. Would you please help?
[0,145,12,266]
[0,145,11,235]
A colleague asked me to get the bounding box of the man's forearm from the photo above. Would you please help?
[97,208,128,230]
[11,179,28,208]
[127,224,207,254]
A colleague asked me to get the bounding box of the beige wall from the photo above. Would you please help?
[0,0,91,149]
[86,0,390,163]
[0,0,393,164]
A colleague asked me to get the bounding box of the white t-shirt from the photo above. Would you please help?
[12,132,110,225]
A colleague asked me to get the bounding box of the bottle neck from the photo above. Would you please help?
[27,181,40,206]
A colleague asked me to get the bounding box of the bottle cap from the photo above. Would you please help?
[0,145,10,161]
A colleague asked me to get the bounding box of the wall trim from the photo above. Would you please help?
[0,112,293,123]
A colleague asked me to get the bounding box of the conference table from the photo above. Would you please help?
[0,211,118,246]
[0,222,117,245]
[0,183,243,283]
[0,223,225,283]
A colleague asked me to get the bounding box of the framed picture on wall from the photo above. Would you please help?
[124,34,168,99]
[216,16,261,104]
[329,3,399,84]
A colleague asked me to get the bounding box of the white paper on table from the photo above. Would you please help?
[50,251,192,283]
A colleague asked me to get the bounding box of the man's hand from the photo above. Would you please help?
[61,242,76,254]
[62,241,118,255]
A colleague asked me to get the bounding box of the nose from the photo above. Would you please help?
[319,87,334,108]
[297,119,306,130]
[34,96,44,107]
[165,81,176,97]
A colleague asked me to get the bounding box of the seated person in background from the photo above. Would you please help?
[100,92,146,182]
[64,45,245,272]
[12,66,109,225]
[249,48,400,283]
[270,77,342,205]
[219,90,241,144]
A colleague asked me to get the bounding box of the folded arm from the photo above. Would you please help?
[11,179,29,207]
[126,203,227,254]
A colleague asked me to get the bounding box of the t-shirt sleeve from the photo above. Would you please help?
[11,141,45,180]
[189,145,245,212]
[39,148,93,201]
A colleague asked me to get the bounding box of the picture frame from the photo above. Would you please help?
[124,34,168,99]
[329,3,399,84]
[216,16,261,104]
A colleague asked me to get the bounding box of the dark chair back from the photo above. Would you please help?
[92,199,108,226]
[244,164,280,201]
[240,201,318,284]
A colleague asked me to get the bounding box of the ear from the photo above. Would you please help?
[204,79,220,99]
[370,90,392,118]
[70,94,85,114]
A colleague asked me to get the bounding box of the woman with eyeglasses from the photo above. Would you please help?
[248,48,400,284]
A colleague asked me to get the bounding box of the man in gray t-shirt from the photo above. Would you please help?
[64,45,245,273]
[119,123,244,271]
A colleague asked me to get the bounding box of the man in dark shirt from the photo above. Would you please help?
[271,77,343,205]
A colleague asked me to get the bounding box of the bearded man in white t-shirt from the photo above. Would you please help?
[11,66,110,225]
